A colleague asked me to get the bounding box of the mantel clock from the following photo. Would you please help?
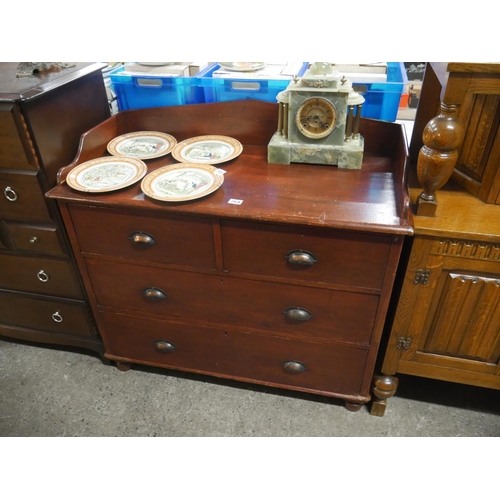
[268,62,365,169]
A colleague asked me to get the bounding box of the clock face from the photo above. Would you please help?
[296,97,337,139]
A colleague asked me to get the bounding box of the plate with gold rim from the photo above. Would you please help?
[66,157,148,193]
[141,163,224,202]
[171,135,243,165]
[107,131,177,160]
[218,62,266,72]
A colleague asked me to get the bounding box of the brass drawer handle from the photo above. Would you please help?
[37,270,50,282]
[130,232,156,247]
[4,186,18,202]
[285,250,317,266]
[283,307,313,322]
[153,340,176,353]
[142,287,167,301]
[282,360,308,373]
[52,311,63,323]
[30,236,39,244]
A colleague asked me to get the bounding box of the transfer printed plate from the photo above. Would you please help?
[171,135,242,165]
[66,157,148,193]
[107,131,177,160]
[141,163,224,202]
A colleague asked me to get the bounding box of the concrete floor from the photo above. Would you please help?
[1,338,498,437]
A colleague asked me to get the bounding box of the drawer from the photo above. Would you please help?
[0,105,37,171]
[99,310,368,397]
[221,220,392,290]
[69,205,216,269]
[0,289,96,338]
[87,259,378,345]
[0,170,52,222]
[0,254,84,299]
[3,221,67,256]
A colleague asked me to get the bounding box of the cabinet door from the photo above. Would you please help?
[383,236,500,389]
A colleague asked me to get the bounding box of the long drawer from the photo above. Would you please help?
[0,253,84,299]
[99,310,368,397]
[69,205,216,269]
[86,258,378,345]
[221,220,392,289]
[0,170,52,222]
[0,289,95,337]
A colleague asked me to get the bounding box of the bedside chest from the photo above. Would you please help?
[47,101,413,410]
[0,62,110,359]
[371,180,500,415]
[371,62,500,416]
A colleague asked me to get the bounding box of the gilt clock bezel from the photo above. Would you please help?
[295,97,337,140]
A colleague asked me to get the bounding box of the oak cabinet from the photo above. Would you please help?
[372,184,500,416]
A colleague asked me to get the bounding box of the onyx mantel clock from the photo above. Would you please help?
[268,62,365,169]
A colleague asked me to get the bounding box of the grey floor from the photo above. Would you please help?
[1,338,499,437]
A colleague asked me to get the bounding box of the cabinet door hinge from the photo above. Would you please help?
[396,337,412,350]
[414,269,431,285]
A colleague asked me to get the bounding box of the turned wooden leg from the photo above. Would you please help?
[369,374,398,417]
[116,361,132,372]
[345,401,364,412]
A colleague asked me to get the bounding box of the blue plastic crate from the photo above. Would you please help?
[198,63,309,104]
[109,68,204,111]
[352,62,407,122]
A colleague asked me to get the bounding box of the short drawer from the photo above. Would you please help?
[0,289,96,338]
[0,254,84,299]
[221,220,392,290]
[3,221,67,256]
[0,170,52,222]
[69,205,216,269]
[99,311,368,397]
[87,259,378,345]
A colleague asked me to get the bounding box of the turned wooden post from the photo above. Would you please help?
[370,374,399,417]
[416,103,463,216]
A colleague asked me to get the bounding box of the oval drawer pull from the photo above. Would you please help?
[285,250,317,266]
[282,360,308,373]
[4,186,18,202]
[142,287,167,301]
[37,270,50,282]
[52,311,63,323]
[283,307,313,322]
[30,236,39,244]
[130,232,156,247]
[153,340,176,353]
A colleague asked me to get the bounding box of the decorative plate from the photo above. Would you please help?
[171,135,243,165]
[107,131,177,160]
[141,163,224,202]
[218,62,266,72]
[66,157,148,193]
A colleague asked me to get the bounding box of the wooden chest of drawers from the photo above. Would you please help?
[47,101,413,410]
[0,63,110,358]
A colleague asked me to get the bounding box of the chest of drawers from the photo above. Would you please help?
[47,101,413,410]
[0,62,110,358]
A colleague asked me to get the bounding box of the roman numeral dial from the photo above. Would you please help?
[296,97,337,139]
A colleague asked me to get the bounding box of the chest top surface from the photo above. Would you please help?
[47,101,413,236]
